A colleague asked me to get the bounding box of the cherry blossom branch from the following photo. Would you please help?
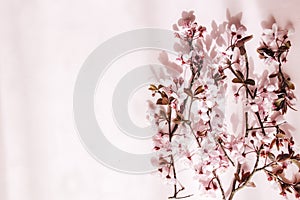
[213,170,226,200]
[255,112,266,136]
[168,105,192,199]
[187,123,201,148]
[226,31,268,200]
[228,163,241,200]
[148,11,299,200]
[247,122,286,131]
[217,139,235,167]
[168,36,200,199]
[228,145,264,200]
[254,161,276,172]
[169,155,178,198]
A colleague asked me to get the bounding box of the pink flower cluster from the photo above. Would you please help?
[147,10,300,200]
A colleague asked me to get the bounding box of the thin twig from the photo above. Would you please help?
[218,140,235,167]
[213,171,226,200]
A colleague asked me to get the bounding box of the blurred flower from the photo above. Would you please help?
[178,11,196,27]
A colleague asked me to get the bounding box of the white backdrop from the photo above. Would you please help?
[1,0,300,199]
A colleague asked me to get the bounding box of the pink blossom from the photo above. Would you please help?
[262,24,289,50]
[178,11,196,27]
[148,11,299,200]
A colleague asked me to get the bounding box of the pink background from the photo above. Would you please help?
[1,0,300,199]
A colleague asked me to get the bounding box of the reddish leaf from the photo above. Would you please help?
[277,153,290,162]
[158,84,164,89]
[160,91,168,98]
[245,181,256,188]
[241,171,251,182]
[244,79,255,86]
[156,97,169,105]
[232,78,243,83]
[194,85,205,95]
[276,132,285,138]
[235,70,244,80]
[240,35,253,43]
[236,35,253,47]
[234,173,241,182]
[274,167,284,175]
[149,84,157,91]
[173,118,182,125]
[168,96,175,103]
[270,139,276,149]
[257,47,274,58]
[269,73,278,78]
[197,130,207,137]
